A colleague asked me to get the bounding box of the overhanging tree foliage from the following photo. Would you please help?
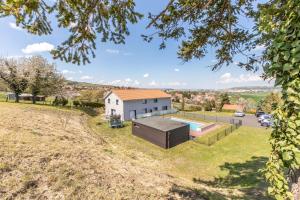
[260,1,300,198]
[0,0,142,65]
[145,1,300,199]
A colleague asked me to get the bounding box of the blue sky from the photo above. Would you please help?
[0,0,273,89]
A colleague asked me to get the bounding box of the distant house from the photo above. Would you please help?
[104,89,172,120]
[222,104,245,112]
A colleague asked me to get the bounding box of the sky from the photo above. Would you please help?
[0,0,274,90]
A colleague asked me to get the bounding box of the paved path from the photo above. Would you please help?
[179,112,262,128]
[232,115,261,128]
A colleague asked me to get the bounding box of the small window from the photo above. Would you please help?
[162,106,168,110]
[154,107,158,111]
[108,98,111,104]
[116,99,119,105]
[154,98,158,103]
[144,108,147,113]
[143,99,147,104]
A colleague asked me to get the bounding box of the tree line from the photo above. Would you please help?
[0,56,64,103]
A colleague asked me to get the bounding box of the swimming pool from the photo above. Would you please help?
[170,117,203,132]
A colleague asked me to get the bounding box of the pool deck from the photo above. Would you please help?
[190,123,218,137]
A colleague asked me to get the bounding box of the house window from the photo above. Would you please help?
[116,99,119,105]
[154,107,158,111]
[111,109,116,115]
[143,99,147,104]
[144,108,147,113]
[108,98,111,103]
[154,98,158,103]
[162,106,168,110]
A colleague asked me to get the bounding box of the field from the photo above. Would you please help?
[0,102,272,199]
[229,92,270,103]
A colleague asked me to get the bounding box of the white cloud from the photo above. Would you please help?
[69,22,77,28]
[174,68,180,72]
[9,22,23,31]
[110,80,121,84]
[253,45,266,51]
[217,72,262,84]
[108,78,140,86]
[149,80,158,86]
[97,80,105,84]
[66,77,74,80]
[78,70,83,74]
[62,69,75,74]
[105,49,119,54]
[80,75,93,80]
[22,42,54,54]
[143,73,149,78]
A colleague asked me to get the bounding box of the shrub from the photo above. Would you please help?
[80,101,104,108]
[52,96,68,106]
[73,100,104,108]
[73,100,81,107]
[190,105,202,111]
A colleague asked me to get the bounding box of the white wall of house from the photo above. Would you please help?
[123,98,171,120]
[105,92,171,121]
[105,93,124,120]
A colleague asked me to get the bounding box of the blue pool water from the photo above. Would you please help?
[170,117,203,131]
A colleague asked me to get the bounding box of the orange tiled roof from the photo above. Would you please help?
[222,104,244,111]
[111,89,171,101]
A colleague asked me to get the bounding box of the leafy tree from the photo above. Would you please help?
[146,1,300,198]
[0,58,29,102]
[216,93,230,111]
[0,0,142,65]
[77,90,105,102]
[181,91,191,110]
[26,56,65,104]
[202,99,214,111]
[261,92,282,113]
[260,1,300,198]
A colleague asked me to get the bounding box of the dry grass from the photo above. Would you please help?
[0,103,242,200]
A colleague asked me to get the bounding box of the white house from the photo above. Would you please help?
[104,89,172,121]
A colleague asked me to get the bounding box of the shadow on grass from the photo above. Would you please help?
[168,184,228,200]
[169,156,271,200]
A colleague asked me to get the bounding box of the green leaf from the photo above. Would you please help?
[273,55,279,62]
[282,151,292,162]
[283,63,293,71]
[283,52,290,61]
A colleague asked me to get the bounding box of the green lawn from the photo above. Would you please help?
[0,92,6,101]
[89,116,272,199]
[229,92,270,103]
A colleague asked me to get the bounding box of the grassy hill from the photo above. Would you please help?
[0,102,272,199]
